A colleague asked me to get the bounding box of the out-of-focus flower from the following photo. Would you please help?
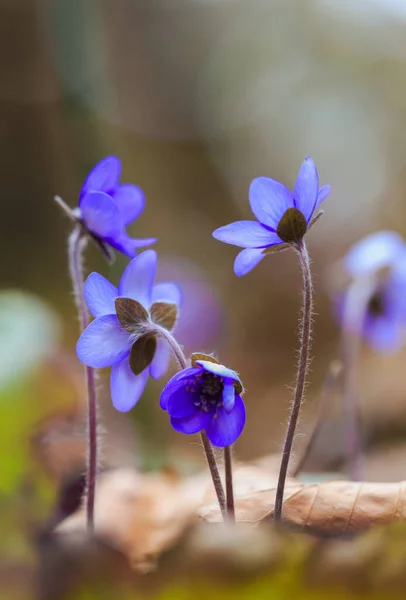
[57,156,156,259]
[76,250,181,411]
[160,354,246,447]
[212,157,330,276]
[337,231,406,352]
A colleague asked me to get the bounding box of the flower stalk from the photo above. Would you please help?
[274,239,313,522]
[224,445,235,521]
[68,225,98,532]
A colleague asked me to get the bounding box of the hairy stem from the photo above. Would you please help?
[274,239,313,522]
[224,445,235,521]
[68,226,98,532]
[341,276,376,481]
[152,325,227,519]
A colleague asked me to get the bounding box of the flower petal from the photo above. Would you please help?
[111,184,145,226]
[249,177,293,229]
[84,272,118,318]
[160,367,202,409]
[80,191,123,238]
[149,338,172,380]
[293,157,319,222]
[205,394,246,447]
[110,357,149,412]
[222,378,236,413]
[76,315,131,368]
[196,360,240,384]
[234,248,266,276]
[166,386,197,418]
[79,156,121,200]
[315,185,331,209]
[106,233,157,258]
[118,250,157,309]
[152,283,182,307]
[345,231,405,278]
[365,315,404,353]
[170,410,212,435]
[212,221,281,248]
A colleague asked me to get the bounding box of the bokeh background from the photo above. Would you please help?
[3,0,406,597]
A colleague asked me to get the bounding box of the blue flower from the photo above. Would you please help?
[76,250,181,411]
[160,356,246,447]
[337,231,406,352]
[71,156,156,258]
[212,157,330,276]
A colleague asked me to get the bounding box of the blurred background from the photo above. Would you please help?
[3,0,406,596]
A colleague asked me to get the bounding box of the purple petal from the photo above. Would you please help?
[160,367,202,409]
[118,250,157,308]
[80,191,123,238]
[293,157,319,222]
[365,315,404,353]
[79,156,121,200]
[315,185,331,209]
[110,357,149,412]
[249,177,293,229]
[234,248,266,276]
[166,386,197,418]
[111,184,145,226]
[212,221,281,248]
[196,360,240,384]
[106,233,157,258]
[84,272,118,318]
[205,394,246,447]
[152,283,182,307]
[170,410,212,435]
[149,338,171,380]
[345,231,405,278]
[76,315,131,368]
[222,378,235,413]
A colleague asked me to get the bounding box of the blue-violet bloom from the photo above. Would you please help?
[212,157,330,276]
[160,355,246,447]
[59,156,156,259]
[76,250,181,411]
[337,231,406,352]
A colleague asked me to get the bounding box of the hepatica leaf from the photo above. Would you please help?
[0,290,60,390]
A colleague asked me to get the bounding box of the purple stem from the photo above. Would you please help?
[151,324,227,519]
[224,445,235,521]
[68,226,97,532]
[274,239,313,522]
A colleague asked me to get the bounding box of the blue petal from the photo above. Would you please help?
[118,250,157,308]
[222,378,236,413]
[315,185,331,209]
[79,156,121,200]
[166,386,197,418]
[160,367,202,409]
[249,177,293,229]
[111,184,145,226]
[364,315,404,353]
[212,221,281,248]
[205,394,246,447]
[234,248,266,276]
[345,231,405,278]
[170,410,212,435]
[152,283,182,307]
[106,233,157,258]
[80,191,123,238]
[196,360,241,384]
[84,272,117,318]
[76,315,131,368]
[149,338,171,380]
[293,157,319,222]
[110,357,149,411]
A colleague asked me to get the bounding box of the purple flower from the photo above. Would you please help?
[160,355,246,447]
[337,231,406,352]
[76,250,181,411]
[212,157,330,276]
[59,156,156,259]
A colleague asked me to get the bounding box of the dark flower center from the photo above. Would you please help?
[367,291,385,317]
[277,207,307,244]
[186,372,224,413]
